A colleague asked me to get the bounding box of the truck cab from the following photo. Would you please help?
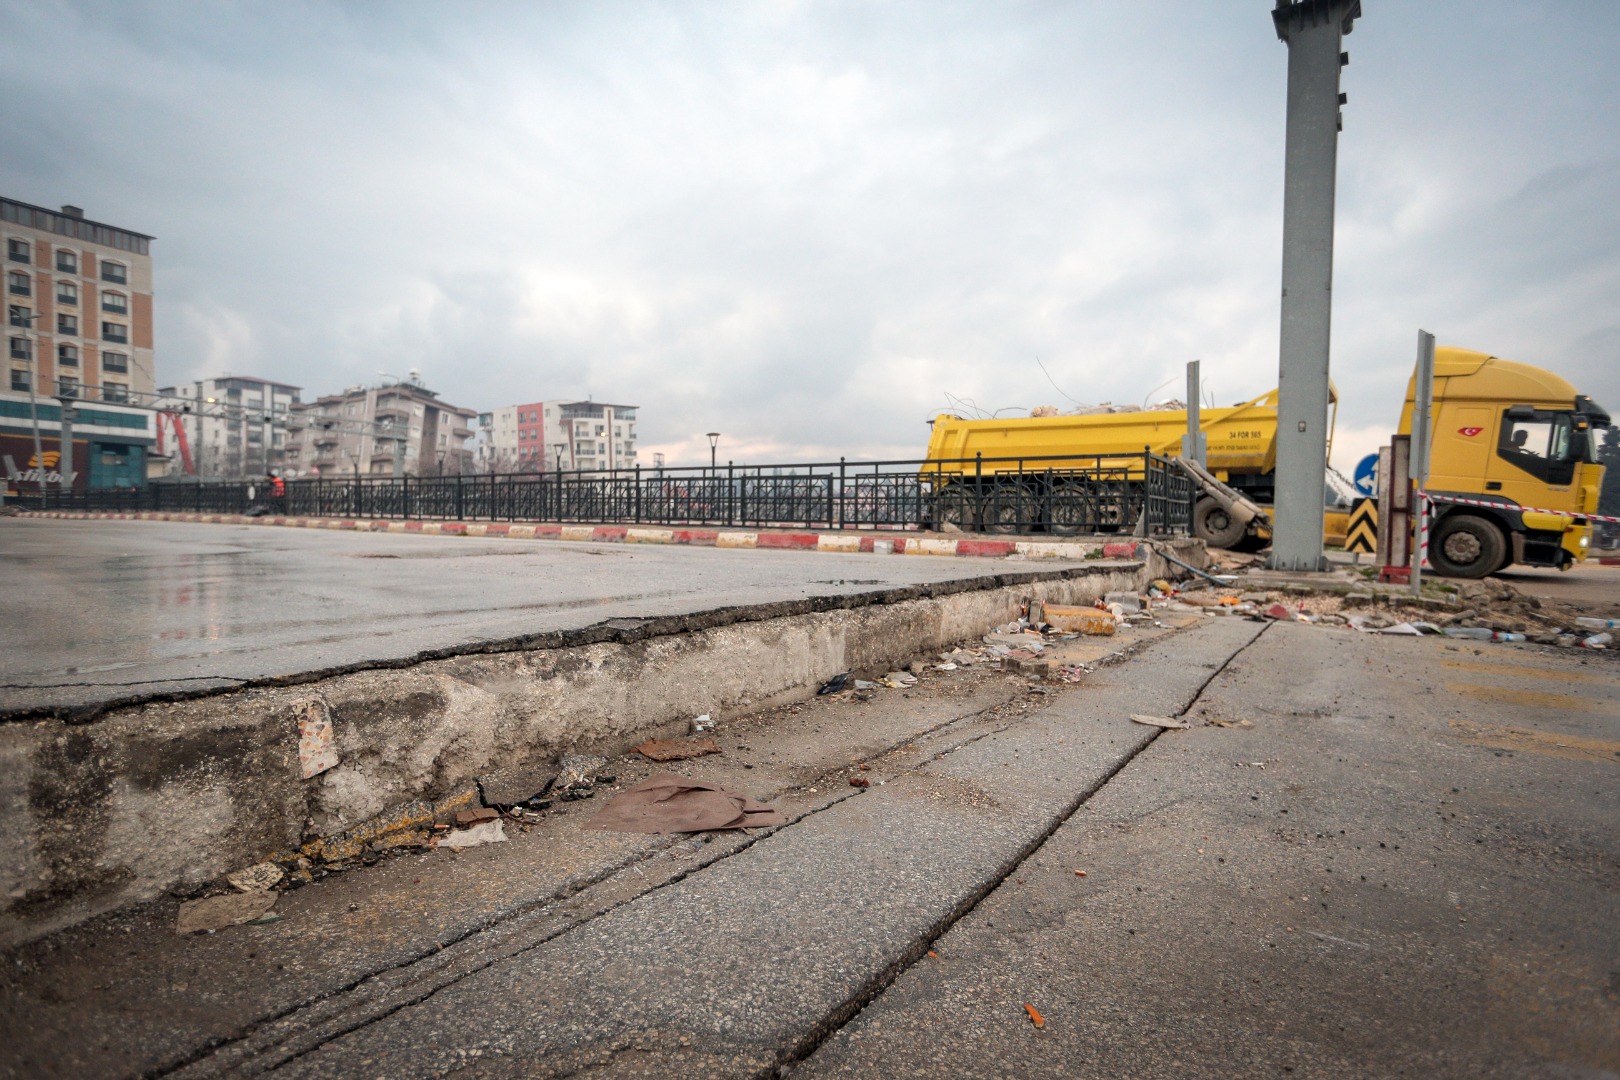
[1400,347,1609,577]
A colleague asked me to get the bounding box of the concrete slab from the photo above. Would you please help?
[0,517,1105,717]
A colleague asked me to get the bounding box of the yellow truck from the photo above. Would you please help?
[1401,347,1608,577]
[924,346,1609,576]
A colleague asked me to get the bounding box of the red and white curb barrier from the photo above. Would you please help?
[24,511,1149,562]
[1417,490,1620,526]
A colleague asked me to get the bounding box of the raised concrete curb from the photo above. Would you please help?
[25,509,1148,561]
[0,556,1205,949]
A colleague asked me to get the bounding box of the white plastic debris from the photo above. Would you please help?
[691,714,715,733]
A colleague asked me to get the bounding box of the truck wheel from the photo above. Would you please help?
[983,484,1035,534]
[1428,514,1507,579]
[932,486,976,532]
[1193,496,1247,549]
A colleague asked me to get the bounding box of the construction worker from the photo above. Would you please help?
[270,472,286,513]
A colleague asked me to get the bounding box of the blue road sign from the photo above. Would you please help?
[1353,453,1379,496]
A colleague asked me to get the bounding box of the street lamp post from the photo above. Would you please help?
[16,313,46,496]
[706,432,720,475]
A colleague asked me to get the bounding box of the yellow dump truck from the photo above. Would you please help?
[1400,347,1608,577]
[924,346,1608,576]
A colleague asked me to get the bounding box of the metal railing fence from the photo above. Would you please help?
[17,451,1193,537]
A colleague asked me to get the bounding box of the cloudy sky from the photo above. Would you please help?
[2,1,1616,470]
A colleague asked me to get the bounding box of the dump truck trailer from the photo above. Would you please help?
[924,346,1608,576]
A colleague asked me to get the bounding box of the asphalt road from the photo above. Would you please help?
[2,613,1614,1077]
[0,518,1069,714]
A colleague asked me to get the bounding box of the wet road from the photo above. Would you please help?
[0,518,1070,715]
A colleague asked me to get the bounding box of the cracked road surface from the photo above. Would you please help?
[0,518,1084,715]
[3,616,1615,1078]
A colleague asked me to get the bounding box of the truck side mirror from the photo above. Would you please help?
[1504,405,1536,420]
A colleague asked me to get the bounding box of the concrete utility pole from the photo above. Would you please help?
[1268,0,1361,572]
[1182,360,1206,465]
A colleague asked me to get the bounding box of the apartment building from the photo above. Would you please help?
[4,197,155,409]
[155,376,302,478]
[2,197,158,491]
[283,378,477,477]
[477,399,638,472]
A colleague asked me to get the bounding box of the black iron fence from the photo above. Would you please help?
[18,452,1194,537]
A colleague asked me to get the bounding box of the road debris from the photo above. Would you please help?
[436,819,506,849]
[478,762,559,807]
[849,776,871,788]
[226,862,284,893]
[296,699,339,779]
[1024,1002,1046,1029]
[584,773,787,833]
[635,737,722,762]
[691,713,717,733]
[817,670,852,695]
[176,891,278,934]
[1130,714,1190,729]
[555,753,610,801]
[1042,605,1118,636]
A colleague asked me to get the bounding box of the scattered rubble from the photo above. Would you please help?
[226,862,284,893]
[635,737,723,762]
[176,891,277,934]
[1130,714,1191,730]
[584,773,787,833]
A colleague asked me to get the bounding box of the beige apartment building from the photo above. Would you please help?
[4,197,155,406]
[283,378,477,477]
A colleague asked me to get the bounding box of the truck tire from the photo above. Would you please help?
[1193,496,1247,549]
[983,483,1036,534]
[1428,514,1507,579]
[931,485,976,532]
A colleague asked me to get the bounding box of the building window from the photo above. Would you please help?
[9,336,29,360]
[56,281,76,306]
[58,344,78,366]
[103,381,128,403]
[6,271,27,296]
[101,350,128,372]
[8,304,31,327]
[7,239,29,263]
[55,250,77,273]
[101,260,126,284]
[102,291,128,314]
[57,313,77,336]
[58,374,78,396]
[101,321,127,343]
[10,367,29,391]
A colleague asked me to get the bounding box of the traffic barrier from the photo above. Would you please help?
[22,509,1183,564]
[1417,490,1620,526]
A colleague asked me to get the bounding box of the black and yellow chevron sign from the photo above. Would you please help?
[1345,497,1378,554]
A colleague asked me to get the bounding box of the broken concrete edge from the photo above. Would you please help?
[0,551,1201,726]
[23,509,1149,562]
[0,550,1207,949]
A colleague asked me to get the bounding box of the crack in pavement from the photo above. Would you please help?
[158,685,1045,1078]
[160,620,1252,1078]
[768,621,1273,1078]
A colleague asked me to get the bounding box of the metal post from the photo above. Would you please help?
[1182,359,1206,465]
[56,396,75,495]
[726,461,734,527]
[1409,330,1436,596]
[25,338,45,502]
[1268,0,1360,572]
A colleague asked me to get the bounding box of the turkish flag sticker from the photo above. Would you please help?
[1458,426,1484,437]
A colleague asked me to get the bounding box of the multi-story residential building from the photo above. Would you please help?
[155,376,302,478]
[2,197,157,491]
[283,377,477,477]
[477,399,638,473]
[4,197,155,409]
